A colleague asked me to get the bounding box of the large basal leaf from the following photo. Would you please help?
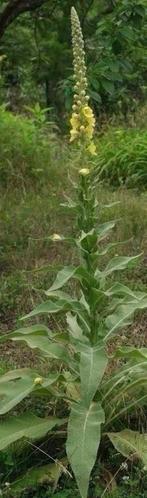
[103,254,142,277]
[0,412,64,451]
[10,459,67,496]
[80,345,108,405]
[0,369,38,414]
[0,368,58,414]
[66,401,105,498]
[108,430,147,469]
[105,297,147,340]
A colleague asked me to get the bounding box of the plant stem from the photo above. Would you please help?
[77,171,99,344]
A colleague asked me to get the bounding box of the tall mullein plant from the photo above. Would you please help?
[0,6,147,498]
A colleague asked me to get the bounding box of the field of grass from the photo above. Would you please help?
[0,108,147,497]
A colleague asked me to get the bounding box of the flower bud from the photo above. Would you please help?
[34,377,43,385]
[79,168,90,176]
[52,233,62,241]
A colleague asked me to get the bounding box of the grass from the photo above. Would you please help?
[94,126,147,188]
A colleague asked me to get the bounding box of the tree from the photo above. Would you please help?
[0,0,50,39]
[0,0,146,117]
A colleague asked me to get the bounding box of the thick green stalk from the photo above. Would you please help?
[77,172,99,344]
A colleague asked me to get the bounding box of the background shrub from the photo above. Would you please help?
[0,105,65,188]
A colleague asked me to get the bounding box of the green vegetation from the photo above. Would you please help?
[0,104,66,188]
[0,2,147,498]
[95,125,147,188]
[0,1,147,118]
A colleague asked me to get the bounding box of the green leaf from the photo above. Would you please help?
[0,369,38,414]
[46,266,95,294]
[66,401,105,498]
[106,283,146,300]
[11,325,53,351]
[77,230,97,252]
[105,297,147,340]
[10,328,76,368]
[66,312,89,344]
[114,346,147,362]
[0,324,53,344]
[21,298,87,320]
[96,221,116,242]
[0,413,64,450]
[80,345,108,405]
[107,430,147,469]
[21,299,69,319]
[10,461,66,496]
[46,266,77,292]
[101,79,115,94]
[12,330,69,361]
[0,368,59,414]
[90,90,101,103]
[104,254,142,277]
[98,240,130,256]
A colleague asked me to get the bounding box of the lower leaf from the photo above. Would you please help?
[0,413,64,451]
[66,401,105,498]
[9,458,68,496]
[107,430,147,469]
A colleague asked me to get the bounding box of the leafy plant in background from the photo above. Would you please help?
[88,0,147,115]
[0,103,61,188]
[0,0,147,118]
[0,6,147,498]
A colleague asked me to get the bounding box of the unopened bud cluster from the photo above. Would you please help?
[70,7,96,156]
[71,7,88,109]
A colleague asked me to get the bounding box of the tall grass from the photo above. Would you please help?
[0,105,67,189]
[95,127,147,188]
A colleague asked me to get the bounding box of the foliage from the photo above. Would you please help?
[0,104,65,188]
[95,126,147,188]
[0,0,147,117]
[0,7,147,498]
[88,0,147,115]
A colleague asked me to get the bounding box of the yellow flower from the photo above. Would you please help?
[85,126,94,140]
[83,105,93,118]
[70,113,79,129]
[87,143,97,156]
[79,168,90,176]
[70,129,78,142]
[52,233,62,241]
[34,377,43,385]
